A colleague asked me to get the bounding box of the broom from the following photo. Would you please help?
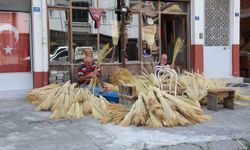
[172,37,185,66]
[88,44,113,91]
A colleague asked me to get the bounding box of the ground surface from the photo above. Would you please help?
[0,86,250,150]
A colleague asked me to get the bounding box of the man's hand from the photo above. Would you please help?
[86,72,97,78]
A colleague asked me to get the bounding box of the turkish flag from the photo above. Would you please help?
[0,12,30,72]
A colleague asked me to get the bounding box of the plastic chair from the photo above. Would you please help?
[142,55,154,63]
[155,66,178,96]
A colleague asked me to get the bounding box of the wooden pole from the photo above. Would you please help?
[119,0,126,67]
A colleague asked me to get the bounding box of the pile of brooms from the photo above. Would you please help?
[27,67,250,128]
[27,73,212,128]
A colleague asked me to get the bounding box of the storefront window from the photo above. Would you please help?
[126,13,139,61]
[0,12,31,72]
[142,12,160,62]
[47,0,189,68]
[48,9,69,64]
[47,0,70,6]
[72,9,97,63]
[100,10,119,63]
[72,0,92,7]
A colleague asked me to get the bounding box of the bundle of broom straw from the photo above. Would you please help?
[172,37,185,66]
[26,84,61,106]
[88,44,113,90]
[178,71,227,105]
[118,86,211,128]
[27,81,94,119]
[110,68,136,86]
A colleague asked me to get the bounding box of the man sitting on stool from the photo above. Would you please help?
[77,57,101,96]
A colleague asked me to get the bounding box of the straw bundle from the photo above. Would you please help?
[67,102,84,119]
[178,72,227,105]
[236,94,250,101]
[143,25,157,49]
[110,68,136,86]
[172,38,185,66]
[28,80,115,120]
[26,84,60,106]
[90,95,110,120]
[88,44,113,89]
[100,103,129,124]
[118,86,210,128]
[111,21,121,46]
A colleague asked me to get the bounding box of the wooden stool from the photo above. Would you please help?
[207,89,235,111]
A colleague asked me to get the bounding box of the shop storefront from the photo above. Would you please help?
[0,0,33,90]
[47,0,191,84]
[0,0,240,90]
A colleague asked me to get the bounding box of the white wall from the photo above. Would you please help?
[191,0,205,45]
[0,73,33,91]
[32,0,48,73]
[230,0,240,45]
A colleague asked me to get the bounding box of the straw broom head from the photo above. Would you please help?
[172,37,184,66]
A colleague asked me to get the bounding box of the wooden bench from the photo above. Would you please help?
[207,89,235,111]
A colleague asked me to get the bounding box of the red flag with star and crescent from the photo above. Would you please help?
[0,12,30,72]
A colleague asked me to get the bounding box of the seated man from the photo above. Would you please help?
[158,54,170,67]
[77,57,100,87]
[77,57,120,102]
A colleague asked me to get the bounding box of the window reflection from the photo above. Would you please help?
[72,9,97,63]
[100,10,119,63]
[48,9,69,63]
[126,13,139,61]
[47,0,188,65]
[47,0,69,6]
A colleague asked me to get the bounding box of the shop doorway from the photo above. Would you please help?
[161,14,187,70]
[240,0,250,78]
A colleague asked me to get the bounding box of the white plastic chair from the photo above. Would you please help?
[155,66,178,96]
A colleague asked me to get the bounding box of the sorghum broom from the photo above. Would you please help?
[172,37,184,66]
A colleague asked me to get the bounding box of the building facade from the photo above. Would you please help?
[0,0,240,90]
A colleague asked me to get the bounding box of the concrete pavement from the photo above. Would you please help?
[0,88,250,150]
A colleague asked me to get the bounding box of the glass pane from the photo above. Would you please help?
[175,17,185,63]
[71,0,93,7]
[48,9,69,63]
[72,9,97,63]
[0,12,31,72]
[47,0,69,6]
[99,1,117,8]
[100,10,119,63]
[142,12,160,62]
[126,13,139,61]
